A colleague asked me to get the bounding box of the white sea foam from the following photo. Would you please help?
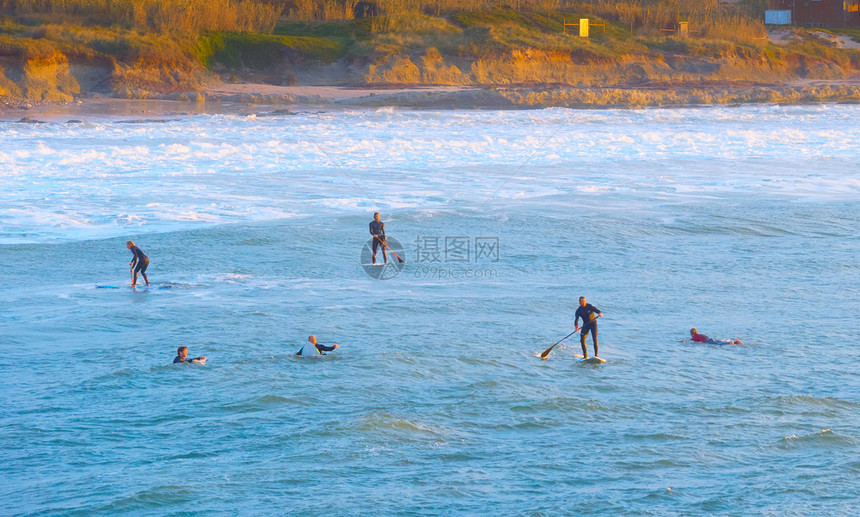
[1,105,859,243]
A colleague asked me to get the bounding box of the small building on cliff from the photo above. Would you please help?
[768,0,860,27]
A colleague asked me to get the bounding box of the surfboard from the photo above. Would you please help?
[581,357,606,364]
[295,342,322,357]
[96,284,176,289]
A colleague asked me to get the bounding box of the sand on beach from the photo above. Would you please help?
[0,84,481,120]
[4,78,860,121]
[204,83,472,100]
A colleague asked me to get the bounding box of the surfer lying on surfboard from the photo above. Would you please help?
[574,296,603,360]
[296,335,339,357]
[174,346,206,364]
[689,328,742,345]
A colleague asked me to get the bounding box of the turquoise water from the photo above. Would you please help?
[2,105,860,515]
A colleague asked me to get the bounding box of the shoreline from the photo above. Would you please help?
[3,79,860,120]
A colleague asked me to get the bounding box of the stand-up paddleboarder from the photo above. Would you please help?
[369,212,387,265]
[574,296,602,360]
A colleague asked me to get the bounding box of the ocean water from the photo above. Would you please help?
[1,104,859,515]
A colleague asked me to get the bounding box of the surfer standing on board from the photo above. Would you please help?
[126,241,150,287]
[575,297,602,360]
[369,212,387,265]
[689,328,742,345]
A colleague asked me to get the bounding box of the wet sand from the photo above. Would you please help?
[3,79,860,120]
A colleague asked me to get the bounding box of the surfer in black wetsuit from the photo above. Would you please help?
[369,212,387,265]
[173,346,206,364]
[126,240,150,287]
[296,335,339,357]
[574,296,603,359]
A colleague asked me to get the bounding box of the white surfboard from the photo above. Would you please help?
[296,342,322,357]
[582,357,606,364]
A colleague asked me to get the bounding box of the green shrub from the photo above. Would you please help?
[197,31,346,69]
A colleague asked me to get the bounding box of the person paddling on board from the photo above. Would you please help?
[126,240,150,287]
[173,346,206,364]
[369,212,387,265]
[296,335,339,357]
[689,328,742,345]
[574,296,603,360]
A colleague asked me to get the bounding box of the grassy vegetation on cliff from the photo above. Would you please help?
[0,0,278,33]
[1,0,859,101]
[196,32,346,69]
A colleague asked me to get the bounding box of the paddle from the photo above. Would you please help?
[540,329,582,360]
[374,235,404,263]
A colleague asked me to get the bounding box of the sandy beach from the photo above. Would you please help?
[3,78,860,121]
[0,85,482,120]
[206,83,471,100]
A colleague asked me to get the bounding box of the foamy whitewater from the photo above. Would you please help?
[1,104,859,515]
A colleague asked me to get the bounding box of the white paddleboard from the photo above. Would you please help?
[582,357,606,364]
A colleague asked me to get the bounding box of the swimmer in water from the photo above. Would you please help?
[296,335,339,357]
[689,328,743,345]
[173,346,206,364]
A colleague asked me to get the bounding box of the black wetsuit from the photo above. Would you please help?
[575,303,602,354]
[174,355,202,363]
[130,246,149,273]
[369,220,385,254]
[295,343,337,356]
[316,344,336,354]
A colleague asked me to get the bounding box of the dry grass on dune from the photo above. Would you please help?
[0,0,770,40]
[0,0,278,34]
[1,0,858,102]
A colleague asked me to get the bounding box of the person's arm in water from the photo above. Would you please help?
[174,355,206,363]
[316,343,339,353]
